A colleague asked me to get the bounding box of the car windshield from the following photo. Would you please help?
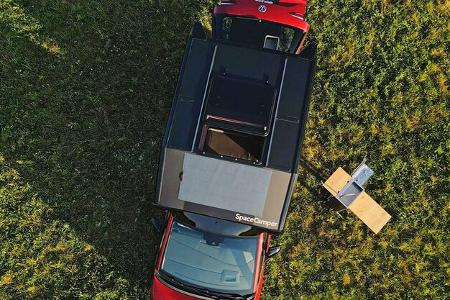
[161,221,258,296]
[214,15,304,53]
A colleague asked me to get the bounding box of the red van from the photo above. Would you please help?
[151,0,315,298]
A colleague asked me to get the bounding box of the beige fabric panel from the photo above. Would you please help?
[159,148,185,210]
[348,191,391,234]
[262,170,291,222]
[323,167,351,197]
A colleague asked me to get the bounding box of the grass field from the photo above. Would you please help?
[0,0,448,299]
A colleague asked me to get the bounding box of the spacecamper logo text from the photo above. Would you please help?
[235,213,278,228]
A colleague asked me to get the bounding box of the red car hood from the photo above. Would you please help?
[214,0,309,32]
[151,274,204,300]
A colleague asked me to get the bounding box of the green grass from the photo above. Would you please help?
[0,0,448,299]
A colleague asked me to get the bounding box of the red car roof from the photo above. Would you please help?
[214,0,309,32]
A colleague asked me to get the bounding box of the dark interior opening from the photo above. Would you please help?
[202,127,264,163]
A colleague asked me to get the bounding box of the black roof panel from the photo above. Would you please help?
[206,74,277,131]
[157,38,316,232]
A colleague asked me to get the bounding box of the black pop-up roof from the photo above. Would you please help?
[156,38,316,232]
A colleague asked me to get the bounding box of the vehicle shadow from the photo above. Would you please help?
[1,0,213,297]
[298,157,342,210]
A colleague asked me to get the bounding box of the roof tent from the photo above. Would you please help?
[156,38,316,232]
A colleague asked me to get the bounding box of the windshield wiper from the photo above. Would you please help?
[159,271,254,300]
[160,271,255,300]
[158,271,220,299]
[195,289,255,300]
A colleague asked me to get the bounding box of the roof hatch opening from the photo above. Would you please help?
[202,127,265,163]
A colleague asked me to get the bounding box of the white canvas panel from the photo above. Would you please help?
[179,153,272,216]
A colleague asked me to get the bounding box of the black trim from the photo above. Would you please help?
[154,37,194,203]
[213,14,305,55]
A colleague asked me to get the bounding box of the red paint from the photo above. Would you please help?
[214,0,309,32]
[155,214,173,272]
[255,234,271,300]
[252,233,265,291]
[255,265,265,300]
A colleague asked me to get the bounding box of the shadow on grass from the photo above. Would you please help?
[1,0,212,297]
[298,157,343,210]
